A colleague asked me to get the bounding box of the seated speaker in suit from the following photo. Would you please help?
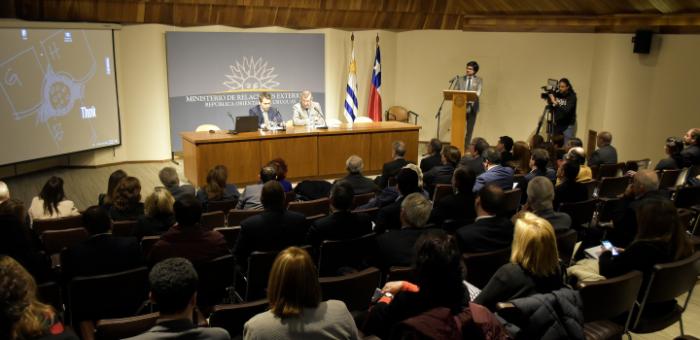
[375,168,422,234]
[419,139,443,174]
[306,182,372,248]
[61,206,144,279]
[472,147,514,193]
[234,181,308,269]
[376,140,410,189]
[292,90,325,127]
[333,155,378,195]
[423,145,461,198]
[588,131,618,167]
[523,177,571,233]
[248,92,283,129]
[430,166,477,229]
[459,137,489,177]
[237,166,277,210]
[456,185,514,253]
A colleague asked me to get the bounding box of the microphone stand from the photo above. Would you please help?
[435,76,458,139]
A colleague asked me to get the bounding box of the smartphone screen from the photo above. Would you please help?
[601,240,619,256]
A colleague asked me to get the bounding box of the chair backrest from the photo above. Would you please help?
[674,186,700,209]
[640,252,700,306]
[209,299,269,338]
[139,236,160,258]
[558,199,596,230]
[195,123,221,132]
[625,159,651,172]
[95,312,159,340]
[284,191,297,207]
[37,281,63,314]
[68,266,149,322]
[597,176,630,198]
[598,162,625,179]
[590,165,600,181]
[555,229,578,266]
[245,250,281,301]
[501,188,522,216]
[577,270,643,322]
[200,211,226,230]
[194,255,235,309]
[111,220,138,237]
[306,213,326,224]
[352,192,375,209]
[432,184,453,203]
[386,266,414,284]
[351,207,379,221]
[658,169,681,190]
[582,180,599,200]
[214,226,241,249]
[319,267,381,312]
[288,197,330,217]
[318,233,376,276]
[40,227,89,255]
[463,247,512,289]
[33,214,84,234]
[386,106,409,122]
[227,209,263,227]
[206,199,239,214]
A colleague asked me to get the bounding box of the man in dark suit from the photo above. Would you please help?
[473,147,514,192]
[375,193,434,269]
[423,145,461,198]
[553,161,588,209]
[248,92,283,128]
[237,166,277,210]
[234,181,308,268]
[525,177,571,232]
[496,136,514,165]
[588,131,618,167]
[376,140,410,189]
[61,206,144,278]
[159,166,195,201]
[456,185,514,253]
[419,138,443,174]
[306,182,372,247]
[333,155,378,195]
[681,128,700,167]
[375,168,422,233]
[459,137,489,176]
[430,166,477,229]
[148,195,229,266]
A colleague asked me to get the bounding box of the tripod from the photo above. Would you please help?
[535,104,554,142]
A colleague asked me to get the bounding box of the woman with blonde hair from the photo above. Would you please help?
[243,247,359,339]
[474,212,564,311]
[135,187,176,238]
[0,256,77,340]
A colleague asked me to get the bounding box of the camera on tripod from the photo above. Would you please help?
[540,78,559,101]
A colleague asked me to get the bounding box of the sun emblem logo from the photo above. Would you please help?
[222,57,280,90]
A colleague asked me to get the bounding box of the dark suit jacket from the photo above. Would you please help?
[534,208,571,232]
[654,157,680,171]
[588,145,618,167]
[375,227,434,269]
[553,180,588,209]
[429,191,476,227]
[456,216,514,253]
[335,173,378,195]
[473,165,514,193]
[459,156,485,176]
[681,144,700,167]
[148,224,230,265]
[61,234,144,278]
[166,184,195,202]
[378,158,409,188]
[248,105,283,126]
[233,209,308,266]
[135,213,176,239]
[375,196,405,234]
[423,164,455,198]
[609,191,669,247]
[109,203,145,221]
[500,151,514,165]
[306,211,373,247]
[420,153,442,173]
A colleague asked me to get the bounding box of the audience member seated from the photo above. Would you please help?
[429,166,477,227]
[196,165,240,210]
[306,182,372,247]
[459,137,489,176]
[126,258,230,340]
[529,134,545,151]
[0,256,78,340]
[28,176,79,221]
[158,166,195,201]
[508,141,531,175]
[375,168,422,233]
[474,212,564,311]
[556,147,592,185]
[244,247,358,339]
[135,188,176,239]
[524,177,571,232]
[588,131,618,167]
[98,169,127,208]
[456,185,514,253]
[419,138,443,173]
[363,230,506,339]
[552,134,566,150]
[423,145,461,198]
[149,195,229,265]
[267,158,292,192]
[565,137,583,150]
[0,180,8,205]
[655,137,684,171]
[553,161,588,209]
[375,193,435,269]
[473,147,514,193]
[608,170,667,248]
[234,181,308,269]
[237,166,277,210]
[681,127,700,167]
[109,176,145,221]
[377,140,409,189]
[61,206,144,278]
[0,198,52,283]
[525,148,556,183]
[599,200,694,318]
[497,135,514,165]
[333,155,378,195]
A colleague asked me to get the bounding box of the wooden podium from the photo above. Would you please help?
[443,90,478,152]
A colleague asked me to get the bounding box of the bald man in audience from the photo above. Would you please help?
[525,177,571,232]
[333,155,378,195]
[588,131,618,167]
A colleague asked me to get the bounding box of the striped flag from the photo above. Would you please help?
[367,35,382,121]
[343,34,359,123]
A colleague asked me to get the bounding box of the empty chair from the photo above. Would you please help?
[214,226,241,250]
[319,267,381,312]
[352,192,375,209]
[431,184,453,203]
[241,250,279,301]
[195,123,221,132]
[33,214,83,234]
[501,188,522,217]
[209,300,269,338]
[37,281,63,315]
[597,177,630,199]
[111,219,138,237]
[284,191,297,207]
[306,213,326,224]
[385,105,409,123]
[558,199,596,231]
[200,211,226,230]
[555,229,578,266]
[576,271,644,340]
[95,312,159,340]
[674,186,700,209]
[288,197,330,217]
[351,207,379,221]
[206,199,239,214]
[40,227,88,255]
[625,159,651,172]
[227,209,263,227]
[462,247,511,289]
[139,236,160,258]
[194,254,235,311]
[318,233,376,276]
[582,180,599,200]
[659,169,681,191]
[598,163,625,179]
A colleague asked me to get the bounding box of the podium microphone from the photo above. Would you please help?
[448,75,459,84]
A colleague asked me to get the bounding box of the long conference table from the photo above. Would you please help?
[181,121,420,187]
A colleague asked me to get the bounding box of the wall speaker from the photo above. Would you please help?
[633,30,653,54]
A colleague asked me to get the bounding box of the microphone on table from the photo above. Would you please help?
[314,106,328,128]
[226,112,238,134]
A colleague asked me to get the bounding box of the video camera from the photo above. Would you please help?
[540,78,559,100]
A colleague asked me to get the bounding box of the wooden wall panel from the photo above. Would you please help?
[317,133,372,177]
[368,131,419,172]
[259,136,318,179]
[197,140,261,186]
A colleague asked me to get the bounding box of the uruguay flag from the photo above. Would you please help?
[344,36,359,124]
[367,37,382,121]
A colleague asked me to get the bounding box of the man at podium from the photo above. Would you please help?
[454,61,482,148]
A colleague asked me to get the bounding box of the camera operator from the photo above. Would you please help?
[548,78,577,143]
